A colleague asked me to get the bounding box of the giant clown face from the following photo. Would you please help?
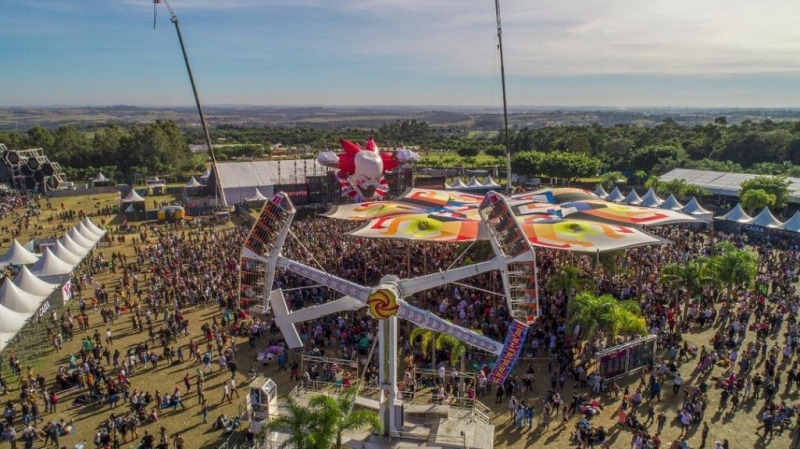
[351,149,384,200]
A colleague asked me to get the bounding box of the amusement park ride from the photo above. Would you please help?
[239,148,696,434]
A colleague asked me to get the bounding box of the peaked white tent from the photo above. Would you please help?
[605,187,625,202]
[750,207,783,229]
[200,169,211,180]
[67,228,96,248]
[184,177,202,188]
[246,188,269,202]
[60,236,89,257]
[448,178,467,189]
[0,280,44,314]
[30,247,74,277]
[0,332,19,352]
[0,240,40,267]
[94,172,108,183]
[639,188,663,208]
[482,176,501,187]
[13,266,58,296]
[82,218,106,237]
[121,189,145,203]
[52,241,83,265]
[593,185,608,199]
[660,194,684,211]
[0,303,32,334]
[465,177,482,188]
[77,223,103,241]
[444,182,453,189]
[716,203,752,224]
[780,211,800,233]
[622,190,643,205]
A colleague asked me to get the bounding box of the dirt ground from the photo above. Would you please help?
[1,192,798,449]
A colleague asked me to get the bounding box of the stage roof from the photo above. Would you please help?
[660,168,800,201]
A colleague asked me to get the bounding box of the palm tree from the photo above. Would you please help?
[567,292,647,344]
[660,258,716,307]
[410,327,439,369]
[708,244,758,295]
[436,334,467,372]
[547,265,594,299]
[309,387,383,449]
[257,396,322,449]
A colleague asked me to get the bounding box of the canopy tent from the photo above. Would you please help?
[0,332,19,352]
[51,241,83,265]
[67,228,97,248]
[622,190,643,205]
[593,185,608,199]
[444,182,453,189]
[0,240,40,267]
[200,169,211,179]
[77,222,103,241]
[780,211,800,233]
[750,207,783,229]
[60,235,89,257]
[245,188,269,202]
[30,248,74,277]
[465,177,483,188]
[448,178,468,189]
[639,188,663,208]
[605,187,625,202]
[121,189,145,203]
[0,303,32,334]
[683,197,713,221]
[82,218,107,237]
[93,173,108,183]
[482,176,501,188]
[13,265,58,296]
[184,177,202,188]
[716,203,752,223]
[0,279,44,314]
[660,194,684,211]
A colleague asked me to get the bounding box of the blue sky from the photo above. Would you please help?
[2,0,800,108]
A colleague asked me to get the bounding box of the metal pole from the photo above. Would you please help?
[495,0,512,194]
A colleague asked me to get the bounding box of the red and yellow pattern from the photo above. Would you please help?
[367,289,399,319]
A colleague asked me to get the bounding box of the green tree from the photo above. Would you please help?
[567,292,647,343]
[740,188,775,214]
[410,327,439,369]
[628,144,687,174]
[435,334,467,371]
[599,171,626,189]
[566,135,592,155]
[546,265,594,299]
[739,175,791,208]
[310,387,382,449]
[540,152,601,184]
[258,396,328,449]
[709,244,758,295]
[511,151,544,176]
[660,258,716,314]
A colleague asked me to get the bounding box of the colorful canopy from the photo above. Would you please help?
[13,266,58,296]
[325,187,691,252]
[0,240,40,267]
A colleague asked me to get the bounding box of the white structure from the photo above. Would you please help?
[466,177,482,188]
[605,187,625,202]
[245,377,278,434]
[660,194,684,211]
[184,177,201,188]
[780,211,800,233]
[683,197,713,222]
[482,176,501,187]
[448,178,467,189]
[0,280,44,314]
[639,188,663,208]
[0,303,31,334]
[51,241,83,265]
[60,236,89,257]
[13,266,58,297]
[660,168,800,203]
[67,228,96,249]
[30,248,74,277]
[0,240,40,267]
[716,203,752,224]
[593,185,608,199]
[750,207,783,229]
[121,189,146,203]
[82,218,107,238]
[246,188,269,203]
[622,189,643,205]
[77,223,102,242]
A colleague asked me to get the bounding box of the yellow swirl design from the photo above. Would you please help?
[367,289,399,320]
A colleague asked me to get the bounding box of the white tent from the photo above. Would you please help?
[77,222,103,241]
[0,303,31,334]
[94,172,108,183]
[0,280,44,314]
[780,211,800,233]
[60,236,89,257]
[622,189,643,205]
[660,194,684,211]
[13,266,58,296]
[0,332,18,352]
[121,189,145,203]
[30,248,74,277]
[715,203,752,224]
[184,177,201,188]
[82,218,107,237]
[750,207,783,229]
[593,185,608,199]
[482,176,501,187]
[605,187,625,202]
[52,241,83,265]
[0,240,40,267]
[246,188,269,202]
[448,178,467,189]
[465,177,482,188]
[67,228,96,249]
[444,182,453,189]
[639,188,663,208]
[200,169,211,179]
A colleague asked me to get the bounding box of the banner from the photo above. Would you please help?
[488,320,529,384]
[414,176,446,190]
[36,300,51,320]
[61,280,72,304]
[273,183,308,206]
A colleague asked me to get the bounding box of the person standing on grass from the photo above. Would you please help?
[229,378,239,398]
